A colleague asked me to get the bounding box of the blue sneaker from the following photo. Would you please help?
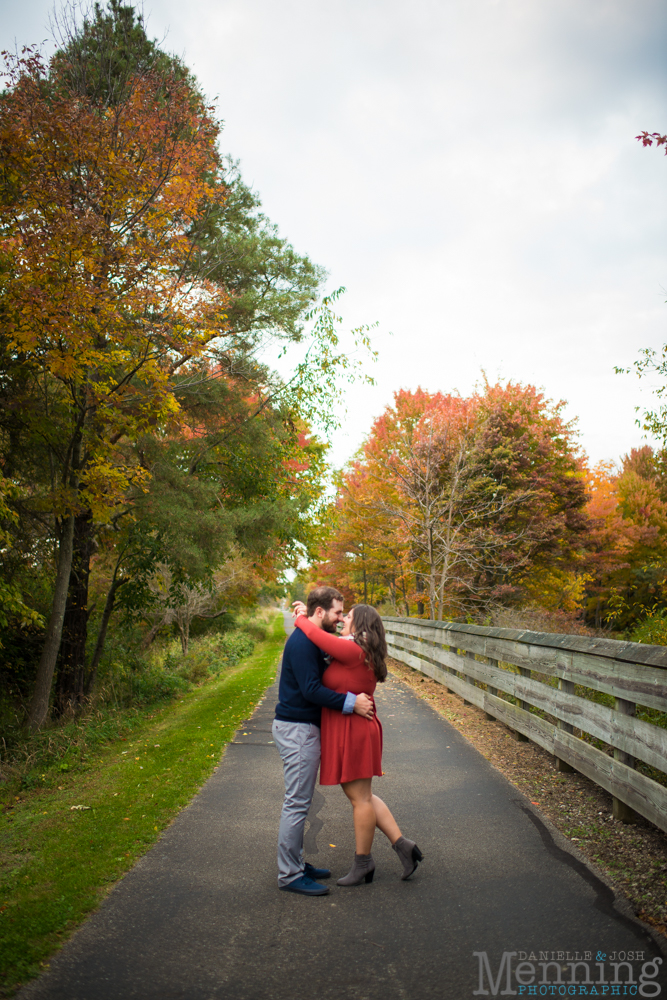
[280,875,330,896]
[304,862,331,880]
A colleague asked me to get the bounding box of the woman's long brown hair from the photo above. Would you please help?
[351,605,387,682]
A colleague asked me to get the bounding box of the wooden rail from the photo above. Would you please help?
[382,617,667,833]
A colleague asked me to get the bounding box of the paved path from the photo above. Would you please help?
[20,614,666,1000]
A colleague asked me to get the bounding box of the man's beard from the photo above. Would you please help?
[321,617,338,634]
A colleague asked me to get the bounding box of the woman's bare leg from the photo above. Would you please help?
[372,794,402,844]
[341,778,376,854]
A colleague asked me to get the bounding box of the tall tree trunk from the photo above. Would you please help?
[142,623,161,649]
[438,549,452,622]
[416,572,425,616]
[27,514,76,731]
[177,616,190,656]
[395,557,410,616]
[56,509,94,714]
[85,569,126,696]
[428,546,436,620]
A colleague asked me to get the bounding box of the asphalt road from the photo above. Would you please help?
[19,613,666,1000]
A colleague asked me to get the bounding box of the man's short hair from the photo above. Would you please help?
[306,586,344,617]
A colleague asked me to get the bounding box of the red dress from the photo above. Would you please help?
[294,616,383,785]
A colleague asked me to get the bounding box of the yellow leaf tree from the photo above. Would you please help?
[0,48,228,728]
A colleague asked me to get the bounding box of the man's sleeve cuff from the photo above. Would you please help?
[342,692,356,714]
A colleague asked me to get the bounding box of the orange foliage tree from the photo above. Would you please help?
[0,48,227,728]
[584,448,667,629]
[314,382,589,621]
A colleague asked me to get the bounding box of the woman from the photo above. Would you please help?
[293,603,423,887]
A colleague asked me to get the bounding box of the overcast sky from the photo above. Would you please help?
[3,0,666,468]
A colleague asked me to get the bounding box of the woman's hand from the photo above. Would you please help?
[291,600,307,619]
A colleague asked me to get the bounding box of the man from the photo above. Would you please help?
[272,586,374,896]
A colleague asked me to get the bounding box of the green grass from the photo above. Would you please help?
[0,613,285,997]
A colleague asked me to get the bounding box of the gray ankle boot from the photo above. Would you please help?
[336,853,375,886]
[392,836,423,879]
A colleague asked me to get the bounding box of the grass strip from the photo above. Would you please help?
[0,612,285,997]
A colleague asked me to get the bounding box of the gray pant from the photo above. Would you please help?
[272,719,321,886]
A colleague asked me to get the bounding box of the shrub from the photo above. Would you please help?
[178,629,257,682]
[128,665,190,704]
[215,629,256,666]
[628,609,667,646]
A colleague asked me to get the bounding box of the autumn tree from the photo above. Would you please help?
[0,2,377,726]
[583,447,667,629]
[316,390,488,617]
[315,382,589,621]
[54,4,339,711]
[472,380,589,607]
[313,465,408,610]
[355,388,543,618]
[0,40,228,728]
[0,475,44,638]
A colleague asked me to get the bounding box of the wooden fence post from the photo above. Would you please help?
[613,698,637,823]
[464,650,475,705]
[556,678,576,772]
[513,667,530,741]
[447,646,457,693]
[486,658,498,720]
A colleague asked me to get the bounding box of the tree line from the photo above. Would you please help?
[0,1,372,731]
[311,379,667,636]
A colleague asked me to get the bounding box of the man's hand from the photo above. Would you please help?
[291,600,307,619]
[353,693,374,719]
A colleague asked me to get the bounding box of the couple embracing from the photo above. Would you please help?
[272,586,423,896]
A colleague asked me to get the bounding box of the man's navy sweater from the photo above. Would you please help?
[275,626,347,725]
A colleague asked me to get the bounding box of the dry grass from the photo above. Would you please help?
[388,656,667,939]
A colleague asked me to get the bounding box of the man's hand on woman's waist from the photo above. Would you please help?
[353,693,374,719]
[342,692,374,718]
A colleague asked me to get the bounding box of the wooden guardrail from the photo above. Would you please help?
[382,616,667,834]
